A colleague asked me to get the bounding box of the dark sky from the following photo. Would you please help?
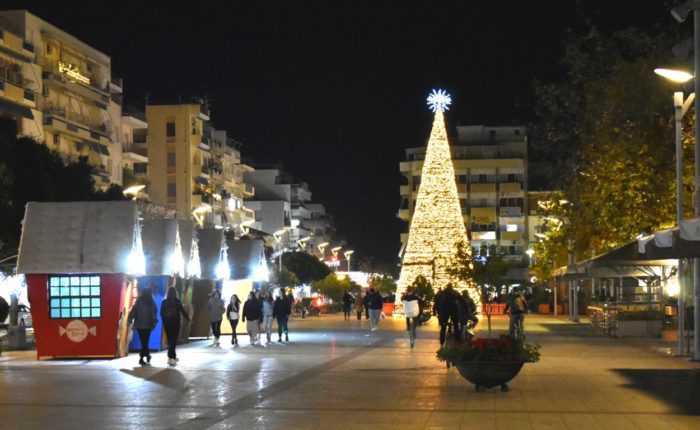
[5,1,676,269]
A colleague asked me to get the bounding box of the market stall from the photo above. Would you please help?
[188,228,224,338]
[16,201,141,359]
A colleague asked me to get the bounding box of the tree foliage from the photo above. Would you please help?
[0,117,127,264]
[273,267,299,289]
[282,251,331,284]
[410,275,434,303]
[530,26,683,262]
[369,274,397,296]
[447,241,511,302]
[311,274,360,301]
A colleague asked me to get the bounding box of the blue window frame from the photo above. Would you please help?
[48,275,102,319]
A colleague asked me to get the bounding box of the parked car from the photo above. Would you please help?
[2,304,32,328]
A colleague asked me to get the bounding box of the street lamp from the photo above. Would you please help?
[273,227,291,273]
[331,246,342,257]
[317,241,329,259]
[344,249,354,272]
[670,0,700,360]
[656,67,696,356]
[123,184,145,199]
[297,236,311,251]
[192,204,212,226]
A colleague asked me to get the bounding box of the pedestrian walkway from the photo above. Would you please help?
[0,314,698,429]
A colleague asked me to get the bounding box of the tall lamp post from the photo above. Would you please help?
[655,67,694,355]
[331,246,342,270]
[317,241,329,261]
[273,227,291,274]
[344,250,354,272]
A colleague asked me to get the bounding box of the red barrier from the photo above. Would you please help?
[480,303,506,315]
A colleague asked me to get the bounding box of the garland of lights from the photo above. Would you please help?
[397,90,479,307]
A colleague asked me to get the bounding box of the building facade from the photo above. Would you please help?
[0,10,124,187]
[399,125,529,282]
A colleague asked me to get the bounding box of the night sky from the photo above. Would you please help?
[5,1,675,269]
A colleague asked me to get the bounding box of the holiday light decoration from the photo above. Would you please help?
[397,90,478,305]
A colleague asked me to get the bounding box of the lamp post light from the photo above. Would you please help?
[297,236,311,251]
[317,241,329,260]
[273,227,291,273]
[655,67,695,356]
[670,0,700,361]
[344,250,354,272]
[123,184,146,199]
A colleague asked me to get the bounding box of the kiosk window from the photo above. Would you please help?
[48,275,102,319]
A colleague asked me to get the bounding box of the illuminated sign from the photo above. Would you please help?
[58,61,91,85]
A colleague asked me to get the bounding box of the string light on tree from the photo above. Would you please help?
[397,89,478,306]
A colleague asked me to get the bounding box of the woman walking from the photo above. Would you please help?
[226,294,241,347]
[273,289,292,342]
[207,290,225,346]
[401,286,420,348]
[354,292,364,321]
[128,285,158,366]
[160,286,190,365]
[261,291,275,343]
[242,291,262,345]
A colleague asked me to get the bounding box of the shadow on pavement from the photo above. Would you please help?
[613,368,700,415]
[120,367,188,391]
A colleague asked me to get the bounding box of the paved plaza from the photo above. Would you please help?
[1,314,699,429]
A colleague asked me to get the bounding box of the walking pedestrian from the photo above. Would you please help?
[401,286,420,348]
[207,290,225,346]
[160,286,190,366]
[435,283,460,346]
[262,290,275,343]
[354,292,364,320]
[342,289,353,321]
[128,285,158,366]
[273,289,292,342]
[459,289,479,340]
[242,291,262,345]
[363,289,371,320]
[226,294,241,347]
[366,287,383,332]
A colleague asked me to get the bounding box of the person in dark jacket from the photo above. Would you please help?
[435,283,461,346]
[242,291,262,345]
[362,289,371,320]
[128,285,158,365]
[160,286,190,366]
[273,289,292,342]
[226,294,241,346]
[341,290,354,321]
[366,287,384,332]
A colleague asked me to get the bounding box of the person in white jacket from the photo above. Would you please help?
[261,290,275,343]
[401,286,421,348]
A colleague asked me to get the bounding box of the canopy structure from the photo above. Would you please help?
[196,228,224,280]
[141,219,179,276]
[226,239,265,281]
[17,201,138,274]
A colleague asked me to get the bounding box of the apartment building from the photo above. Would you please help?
[145,102,255,232]
[0,10,124,187]
[399,125,529,281]
[244,167,336,255]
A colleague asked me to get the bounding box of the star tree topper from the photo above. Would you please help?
[427,89,452,113]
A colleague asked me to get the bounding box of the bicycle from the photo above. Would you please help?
[509,312,526,341]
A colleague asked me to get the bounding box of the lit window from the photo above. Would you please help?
[48,275,102,319]
[506,224,518,232]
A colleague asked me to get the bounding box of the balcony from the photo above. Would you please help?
[243,183,255,197]
[397,208,410,221]
[400,185,410,196]
[43,105,107,136]
[471,183,496,193]
[500,206,523,216]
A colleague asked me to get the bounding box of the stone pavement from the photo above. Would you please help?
[0,314,699,429]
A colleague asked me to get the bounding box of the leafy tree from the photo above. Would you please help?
[531,26,681,260]
[282,251,331,284]
[410,275,434,304]
[0,116,127,267]
[447,241,511,336]
[369,274,397,297]
[311,273,358,302]
[273,267,299,289]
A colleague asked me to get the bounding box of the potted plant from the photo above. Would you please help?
[437,334,541,391]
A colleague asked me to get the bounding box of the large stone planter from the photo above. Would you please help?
[614,319,663,338]
[452,361,525,392]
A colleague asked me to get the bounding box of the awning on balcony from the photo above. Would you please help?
[83,140,110,156]
[0,97,34,120]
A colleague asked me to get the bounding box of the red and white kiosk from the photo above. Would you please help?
[16,201,143,359]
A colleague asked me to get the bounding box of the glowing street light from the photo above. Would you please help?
[344,249,354,272]
[192,204,212,226]
[317,241,329,256]
[654,68,694,83]
[123,184,145,199]
[297,236,311,250]
[331,246,342,257]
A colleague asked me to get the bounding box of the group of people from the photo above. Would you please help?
[433,284,479,346]
[207,288,294,347]
[340,287,386,331]
[128,285,189,367]
[127,285,295,367]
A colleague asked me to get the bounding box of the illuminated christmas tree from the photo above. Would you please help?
[397,90,475,302]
